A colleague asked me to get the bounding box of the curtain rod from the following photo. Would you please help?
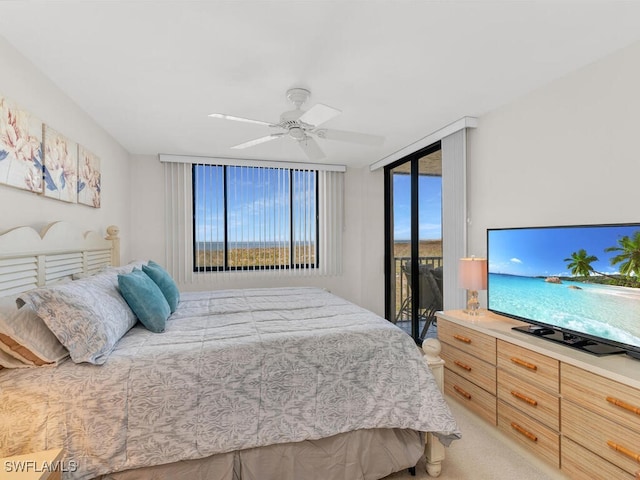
[159,154,347,172]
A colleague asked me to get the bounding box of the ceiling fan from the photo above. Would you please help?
[209,88,384,161]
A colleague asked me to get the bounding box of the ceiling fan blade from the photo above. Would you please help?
[298,103,341,127]
[313,128,384,146]
[231,133,285,149]
[297,136,326,161]
[209,113,275,127]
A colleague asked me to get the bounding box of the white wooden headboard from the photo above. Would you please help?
[0,222,120,298]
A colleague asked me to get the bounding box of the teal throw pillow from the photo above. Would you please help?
[142,261,180,313]
[118,269,170,333]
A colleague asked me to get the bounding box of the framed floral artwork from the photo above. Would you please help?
[0,96,44,193]
[43,124,78,203]
[78,146,101,208]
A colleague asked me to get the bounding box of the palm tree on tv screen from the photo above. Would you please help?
[564,249,598,279]
[605,230,640,286]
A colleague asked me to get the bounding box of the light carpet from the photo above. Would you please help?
[384,397,569,480]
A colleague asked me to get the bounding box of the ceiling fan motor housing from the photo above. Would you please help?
[279,110,304,124]
[279,107,308,139]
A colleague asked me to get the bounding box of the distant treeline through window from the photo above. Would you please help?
[192,164,318,271]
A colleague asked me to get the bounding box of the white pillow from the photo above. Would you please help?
[0,348,31,369]
[0,296,69,367]
[103,260,146,275]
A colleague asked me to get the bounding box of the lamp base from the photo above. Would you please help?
[464,289,480,316]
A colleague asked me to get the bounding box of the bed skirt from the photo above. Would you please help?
[97,428,424,480]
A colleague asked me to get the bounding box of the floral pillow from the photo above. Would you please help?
[17,271,137,365]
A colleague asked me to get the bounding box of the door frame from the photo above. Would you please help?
[384,141,442,343]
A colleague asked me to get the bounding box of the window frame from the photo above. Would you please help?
[191,164,319,272]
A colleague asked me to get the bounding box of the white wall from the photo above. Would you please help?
[0,36,132,260]
[125,31,640,318]
[324,39,640,315]
[130,155,387,315]
[467,40,640,264]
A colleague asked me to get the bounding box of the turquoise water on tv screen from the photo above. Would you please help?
[488,273,640,348]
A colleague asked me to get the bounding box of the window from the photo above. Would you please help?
[193,164,318,271]
[161,155,343,284]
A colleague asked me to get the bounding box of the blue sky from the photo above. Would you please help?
[393,173,442,241]
[194,165,315,244]
[488,225,640,277]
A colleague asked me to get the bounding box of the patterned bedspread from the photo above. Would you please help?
[0,287,460,479]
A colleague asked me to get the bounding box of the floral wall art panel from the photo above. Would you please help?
[43,124,78,203]
[78,146,101,208]
[0,96,44,193]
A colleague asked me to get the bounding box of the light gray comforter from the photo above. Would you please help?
[0,287,460,479]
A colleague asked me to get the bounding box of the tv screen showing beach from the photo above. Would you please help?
[487,224,640,353]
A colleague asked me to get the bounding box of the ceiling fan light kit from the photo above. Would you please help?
[209,88,384,161]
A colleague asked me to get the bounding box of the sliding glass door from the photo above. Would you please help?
[385,143,443,342]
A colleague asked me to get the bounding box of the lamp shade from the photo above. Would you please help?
[458,257,487,290]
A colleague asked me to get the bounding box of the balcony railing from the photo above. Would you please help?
[393,256,443,324]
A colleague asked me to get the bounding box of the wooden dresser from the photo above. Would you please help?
[437,309,640,480]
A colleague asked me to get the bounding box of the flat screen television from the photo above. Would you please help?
[487,223,640,359]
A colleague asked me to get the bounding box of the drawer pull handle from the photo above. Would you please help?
[607,441,640,464]
[607,440,640,463]
[454,360,472,371]
[511,390,538,406]
[453,334,472,344]
[510,422,537,442]
[606,396,640,416]
[510,357,538,371]
[453,385,471,400]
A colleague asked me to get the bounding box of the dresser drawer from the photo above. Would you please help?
[497,369,559,431]
[563,399,640,475]
[497,340,559,393]
[497,400,559,468]
[562,362,640,435]
[438,319,496,365]
[441,342,496,395]
[562,437,636,480]
[445,369,496,425]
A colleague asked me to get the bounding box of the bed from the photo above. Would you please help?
[0,222,460,480]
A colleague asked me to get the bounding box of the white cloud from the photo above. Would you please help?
[510,258,522,264]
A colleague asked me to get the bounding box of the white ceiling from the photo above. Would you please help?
[1,1,640,169]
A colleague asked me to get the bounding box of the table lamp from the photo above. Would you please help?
[459,257,487,315]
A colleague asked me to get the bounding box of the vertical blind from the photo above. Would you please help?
[441,128,468,310]
[163,158,344,285]
[193,165,317,271]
